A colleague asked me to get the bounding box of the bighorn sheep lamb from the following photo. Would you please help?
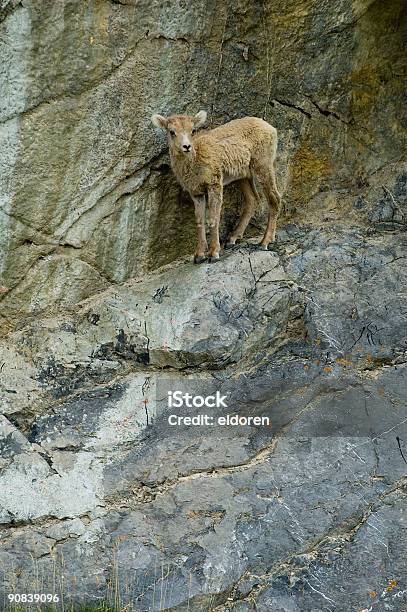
[151,111,281,263]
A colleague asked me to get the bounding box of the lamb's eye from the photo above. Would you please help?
[169,130,176,136]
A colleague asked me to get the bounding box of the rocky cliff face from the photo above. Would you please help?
[0,0,406,326]
[1,229,407,610]
[0,0,406,610]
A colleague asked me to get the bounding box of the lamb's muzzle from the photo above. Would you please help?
[151,111,281,262]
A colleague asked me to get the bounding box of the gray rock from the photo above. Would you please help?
[0,225,407,610]
[0,0,407,610]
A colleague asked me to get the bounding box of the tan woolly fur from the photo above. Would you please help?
[151,111,281,263]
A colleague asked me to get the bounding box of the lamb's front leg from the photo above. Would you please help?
[207,184,222,262]
[192,195,208,264]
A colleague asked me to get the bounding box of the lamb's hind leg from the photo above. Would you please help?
[226,178,259,247]
[256,166,281,250]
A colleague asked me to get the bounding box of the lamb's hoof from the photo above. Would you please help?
[258,243,269,251]
[208,254,220,263]
[225,241,237,250]
[194,255,207,264]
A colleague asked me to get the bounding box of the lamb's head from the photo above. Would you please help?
[151,111,207,156]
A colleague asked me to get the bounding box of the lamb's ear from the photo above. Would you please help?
[193,110,207,129]
[151,114,168,129]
